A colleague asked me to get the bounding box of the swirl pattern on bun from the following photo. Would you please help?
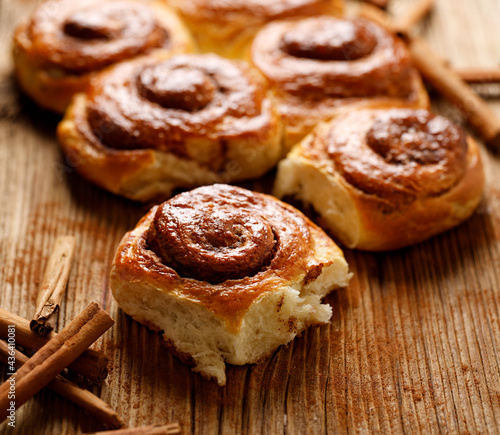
[274,108,484,250]
[251,16,429,148]
[57,53,283,201]
[13,0,193,112]
[110,184,351,385]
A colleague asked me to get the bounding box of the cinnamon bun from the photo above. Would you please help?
[274,108,485,251]
[110,184,351,385]
[167,0,343,59]
[57,53,283,201]
[251,16,429,149]
[13,0,194,113]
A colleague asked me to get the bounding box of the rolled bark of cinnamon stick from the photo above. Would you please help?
[0,302,114,423]
[31,235,76,336]
[0,340,122,429]
[409,37,500,149]
[454,67,500,84]
[0,307,109,383]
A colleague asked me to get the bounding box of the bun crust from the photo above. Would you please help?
[274,108,485,251]
[168,0,343,58]
[110,184,351,385]
[12,0,194,113]
[57,53,283,201]
[251,16,429,149]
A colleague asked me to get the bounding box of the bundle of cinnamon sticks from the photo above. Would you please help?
[0,302,119,427]
[0,237,180,433]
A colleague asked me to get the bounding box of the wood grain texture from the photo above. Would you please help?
[1,0,500,433]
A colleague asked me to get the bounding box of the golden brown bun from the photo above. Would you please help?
[110,184,351,385]
[273,108,485,251]
[57,53,283,201]
[168,0,343,59]
[251,16,429,150]
[12,0,194,113]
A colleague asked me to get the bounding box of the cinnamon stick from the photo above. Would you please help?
[0,302,114,423]
[408,37,500,148]
[0,307,108,383]
[31,235,76,336]
[87,423,181,435]
[390,0,434,35]
[454,67,500,84]
[0,340,122,429]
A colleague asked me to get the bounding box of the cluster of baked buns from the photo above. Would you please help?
[14,0,484,385]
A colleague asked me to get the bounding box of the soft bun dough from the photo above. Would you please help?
[12,0,194,113]
[168,0,343,59]
[110,184,351,385]
[57,53,283,201]
[273,108,485,251]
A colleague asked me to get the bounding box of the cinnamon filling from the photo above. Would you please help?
[63,7,125,40]
[137,64,216,111]
[280,20,377,61]
[365,111,465,165]
[147,186,277,284]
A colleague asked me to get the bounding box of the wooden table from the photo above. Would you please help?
[1,0,500,433]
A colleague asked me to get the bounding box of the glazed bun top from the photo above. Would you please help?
[252,16,415,99]
[18,0,171,74]
[305,108,470,202]
[112,184,345,329]
[83,53,275,155]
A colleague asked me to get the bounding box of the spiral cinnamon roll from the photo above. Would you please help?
[12,0,194,113]
[167,0,343,59]
[57,53,283,201]
[251,16,430,149]
[110,184,351,385]
[274,108,485,251]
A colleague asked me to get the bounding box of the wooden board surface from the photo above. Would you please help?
[1,0,500,433]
